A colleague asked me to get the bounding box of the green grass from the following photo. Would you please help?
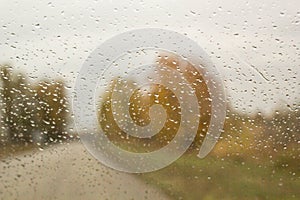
[139,153,300,200]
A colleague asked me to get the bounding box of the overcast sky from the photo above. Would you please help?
[0,0,299,114]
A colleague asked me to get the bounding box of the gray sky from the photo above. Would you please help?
[0,0,299,114]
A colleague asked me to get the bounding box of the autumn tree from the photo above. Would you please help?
[98,53,212,152]
[155,53,212,150]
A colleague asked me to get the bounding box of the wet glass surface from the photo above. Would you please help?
[0,0,299,199]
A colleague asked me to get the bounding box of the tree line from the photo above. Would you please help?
[98,53,299,161]
[0,65,69,146]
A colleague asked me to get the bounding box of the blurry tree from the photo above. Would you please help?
[98,53,212,152]
[0,66,14,143]
[97,53,299,169]
[98,78,180,152]
[0,66,35,144]
[0,65,70,147]
[11,72,37,143]
[35,80,69,144]
[156,53,212,151]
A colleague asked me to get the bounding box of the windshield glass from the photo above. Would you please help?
[0,0,299,199]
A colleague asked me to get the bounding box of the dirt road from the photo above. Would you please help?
[0,142,170,200]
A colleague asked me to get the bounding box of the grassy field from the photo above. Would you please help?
[136,109,300,200]
[139,148,300,200]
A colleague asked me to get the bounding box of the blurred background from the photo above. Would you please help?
[0,0,299,199]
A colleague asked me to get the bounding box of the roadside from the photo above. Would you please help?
[139,145,300,200]
[0,141,170,200]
